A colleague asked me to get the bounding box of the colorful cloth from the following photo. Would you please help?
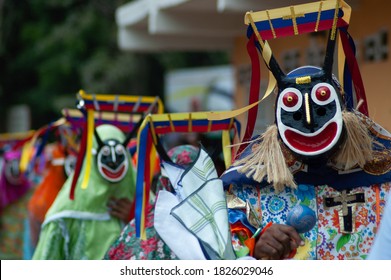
[155,144,200,193]
[27,144,68,247]
[0,150,31,211]
[28,144,67,223]
[227,182,389,260]
[104,202,177,260]
[104,145,200,260]
[0,188,34,259]
[368,192,391,260]
[33,124,135,260]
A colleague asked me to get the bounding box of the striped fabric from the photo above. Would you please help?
[171,179,233,259]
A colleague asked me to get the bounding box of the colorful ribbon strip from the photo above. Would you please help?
[134,112,241,239]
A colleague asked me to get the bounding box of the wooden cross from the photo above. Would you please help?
[324,190,365,233]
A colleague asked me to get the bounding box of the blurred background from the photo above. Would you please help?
[1,0,390,133]
[0,0,229,133]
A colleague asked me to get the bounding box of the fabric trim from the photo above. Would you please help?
[42,210,111,227]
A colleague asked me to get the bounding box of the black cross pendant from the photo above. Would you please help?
[324,190,365,233]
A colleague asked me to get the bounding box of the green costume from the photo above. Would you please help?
[33,124,135,259]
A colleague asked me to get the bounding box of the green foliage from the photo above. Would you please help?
[0,0,228,131]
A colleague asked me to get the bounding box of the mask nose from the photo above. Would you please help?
[110,147,116,163]
[304,92,315,132]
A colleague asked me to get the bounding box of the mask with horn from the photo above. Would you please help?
[94,128,131,183]
[235,1,374,192]
[93,114,143,183]
[272,31,345,162]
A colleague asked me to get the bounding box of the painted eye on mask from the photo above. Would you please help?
[101,146,110,156]
[280,88,302,112]
[115,144,125,155]
[311,83,335,105]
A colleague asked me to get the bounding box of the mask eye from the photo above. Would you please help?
[312,83,335,105]
[316,86,331,101]
[115,144,125,155]
[101,146,110,156]
[279,88,302,112]
[283,92,299,107]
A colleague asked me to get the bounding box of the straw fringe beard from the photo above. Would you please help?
[234,110,374,193]
[331,110,374,169]
[234,125,295,193]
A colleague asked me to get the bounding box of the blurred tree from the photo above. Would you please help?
[0,0,228,132]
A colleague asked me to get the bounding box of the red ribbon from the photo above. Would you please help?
[339,30,369,116]
[237,34,261,156]
[69,121,87,200]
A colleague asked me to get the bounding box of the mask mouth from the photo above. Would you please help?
[284,121,338,155]
[99,163,127,182]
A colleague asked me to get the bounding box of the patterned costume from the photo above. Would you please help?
[221,0,391,260]
[33,124,135,260]
[368,192,391,260]
[0,149,36,259]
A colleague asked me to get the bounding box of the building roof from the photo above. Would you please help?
[115,0,313,52]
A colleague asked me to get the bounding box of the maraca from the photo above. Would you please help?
[283,204,316,259]
[251,204,316,259]
[286,204,316,233]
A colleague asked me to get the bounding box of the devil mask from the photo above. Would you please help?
[276,66,344,161]
[94,128,130,183]
[263,30,346,162]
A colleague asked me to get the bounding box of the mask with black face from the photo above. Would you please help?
[268,31,345,163]
[94,129,130,183]
[275,66,345,162]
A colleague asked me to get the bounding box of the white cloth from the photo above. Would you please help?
[154,190,206,260]
[154,147,235,260]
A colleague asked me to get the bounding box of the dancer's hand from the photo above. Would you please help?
[107,197,132,223]
[253,224,303,260]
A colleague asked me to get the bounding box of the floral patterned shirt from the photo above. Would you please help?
[104,203,178,260]
[229,182,391,260]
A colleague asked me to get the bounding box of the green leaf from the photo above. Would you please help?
[336,234,351,252]
[326,228,338,240]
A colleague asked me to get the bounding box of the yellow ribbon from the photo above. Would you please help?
[19,141,34,173]
[222,130,232,169]
[19,118,66,172]
[81,109,94,189]
[337,33,346,92]
[206,72,276,121]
